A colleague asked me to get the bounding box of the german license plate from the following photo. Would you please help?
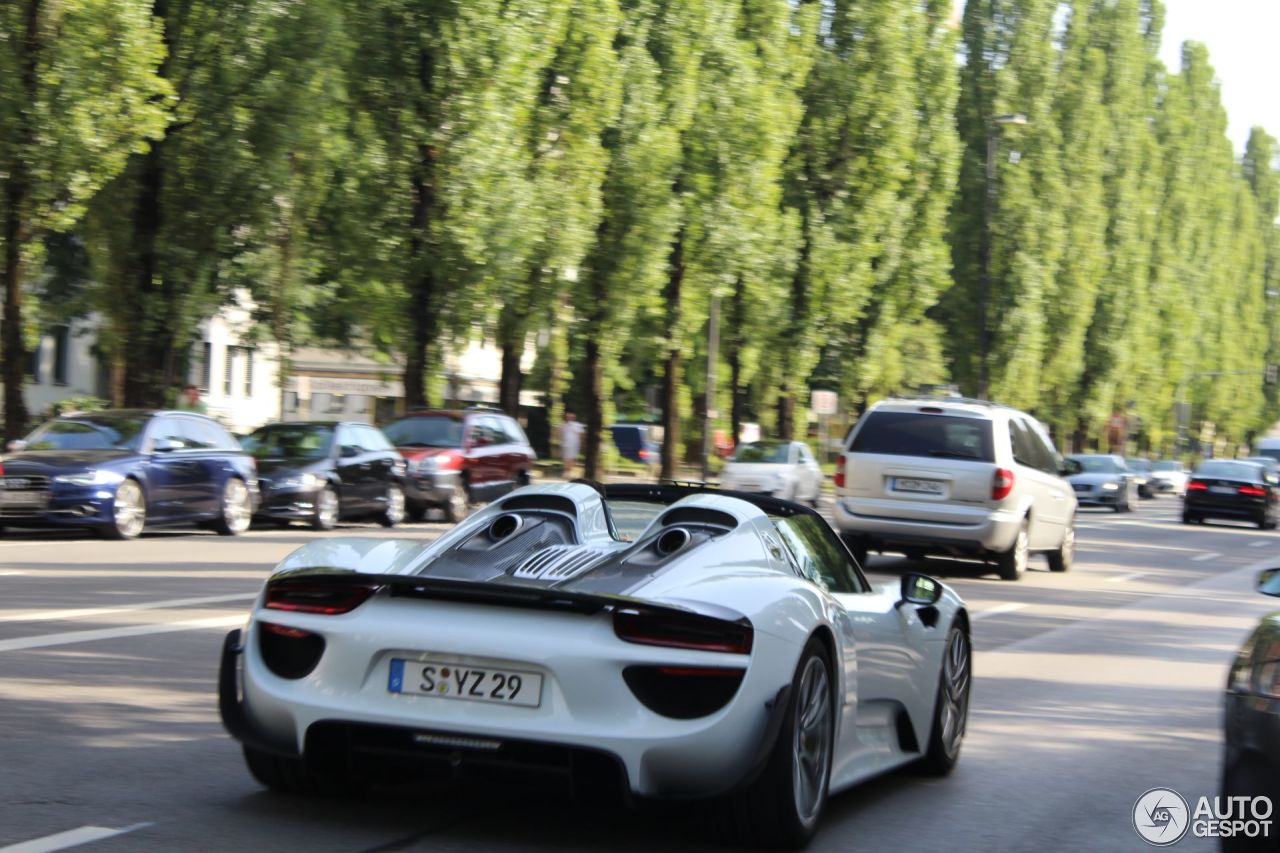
[0,490,43,506]
[389,658,543,708]
[1210,486,1237,495]
[893,478,944,495]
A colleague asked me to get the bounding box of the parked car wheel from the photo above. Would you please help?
[213,478,253,536]
[380,484,406,528]
[101,478,146,540]
[442,483,471,524]
[405,499,428,523]
[311,486,339,531]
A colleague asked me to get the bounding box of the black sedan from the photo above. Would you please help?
[1,409,258,539]
[1222,568,1280,851]
[242,421,405,530]
[1183,461,1278,529]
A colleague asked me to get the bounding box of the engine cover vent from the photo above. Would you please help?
[510,545,614,583]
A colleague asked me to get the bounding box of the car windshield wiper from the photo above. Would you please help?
[927,450,982,460]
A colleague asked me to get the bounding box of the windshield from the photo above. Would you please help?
[1069,455,1125,474]
[1196,461,1264,482]
[1125,458,1150,472]
[732,442,790,464]
[25,415,148,452]
[241,424,334,460]
[382,415,464,448]
[1152,461,1182,472]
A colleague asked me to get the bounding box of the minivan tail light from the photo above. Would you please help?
[992,467,1015,501]
[834,454,846,489]
[264,580,380,614]
[613,608,753,655]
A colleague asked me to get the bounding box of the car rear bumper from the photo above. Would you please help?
[833,498,1023,553]
[221,597,799,798]
[255,488,323,521]
[1185,495,1268,520]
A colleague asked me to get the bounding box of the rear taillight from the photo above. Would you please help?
[613,607,753,654]
[1239,485,1268,497]
[834,453,846,489]
[639,449,652,461]
[264,580,380,615]
[258,621,325,679]
[622,665,746,719]
[1187,480,1208,491]
[992,467,1015,501]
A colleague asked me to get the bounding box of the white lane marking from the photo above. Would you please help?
[0,824,151,853]
[1106,571,1150,583]
[971,602,1028,621]
[1252,541,1270,549]
[0,615,244,653]
[0,593,255,625]
[0,570,27,576]
[1192,552,1222,562]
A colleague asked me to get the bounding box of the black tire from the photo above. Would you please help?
[405,499,428,523]
[995,519,1029,581]
[379,483,406,528]
[242,745,353,797]
[840,534,868,568]
[311,486,339,531]
[917,622,971,775]
[1220,749,1277,853]
[713,637,834,849]
[1182,510,1198,524]
[442,482,471,524]
[1047,519,1074,572]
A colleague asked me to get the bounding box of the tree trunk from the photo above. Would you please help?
[777,388,795,441]
[583,336,603,480]
[2,0,43,439]
[404,147,436,410]
[660,227,685,480]
[122,144,167,407]
[499,339,523,415]
[727,274,745,450]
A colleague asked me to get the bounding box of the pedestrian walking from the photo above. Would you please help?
[560,412,584,479]
[176,384,208,415]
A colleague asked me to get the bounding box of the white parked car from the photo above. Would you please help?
[220,483,970,848]
[833,397,1077,580]
[719,439,823,506]
[1148,460,1190,496]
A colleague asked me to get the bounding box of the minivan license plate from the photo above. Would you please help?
[389,658,543,708]
[893,478,944,495]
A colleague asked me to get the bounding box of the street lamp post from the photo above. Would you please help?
[977,113,1027,400]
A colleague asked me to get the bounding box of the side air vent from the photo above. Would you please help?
[659,507,738,531]
[501,495,578,517]
[511,545,613,582]
[488,513,524,541]
[655,527,691,557]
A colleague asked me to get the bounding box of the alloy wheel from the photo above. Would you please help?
[385,485,405,525]
[113,480,145,539]
[315,487,339,529]
[938,629,971,759]
[792,655,833,824]
[222,479,252,534]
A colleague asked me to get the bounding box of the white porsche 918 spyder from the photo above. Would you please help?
[219,482,970,848]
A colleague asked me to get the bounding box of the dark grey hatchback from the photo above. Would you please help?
[1223,569,1280,851]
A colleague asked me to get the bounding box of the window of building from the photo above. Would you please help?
[52,326,69,385]
[25,340,40,384]
[283,391,299,413]
[243,349,253,397]
[223,346,235,396]
[200,342,212,391]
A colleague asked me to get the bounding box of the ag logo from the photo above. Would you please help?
[1134,788,1190,846]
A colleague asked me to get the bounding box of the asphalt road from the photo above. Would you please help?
[0,496,1276,852]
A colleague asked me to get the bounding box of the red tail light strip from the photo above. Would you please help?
[264,581,380,615]
[614,608,753,655]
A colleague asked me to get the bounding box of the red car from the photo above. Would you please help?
[382,407,536,522]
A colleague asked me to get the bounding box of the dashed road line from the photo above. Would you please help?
[1192,552,1222,562]
[971,602,1028,621]
[0,593,255,625]
[0,614,244,653]
[1106,571,1150,583]
[0,823,152,853]
[1252,541,1270,549]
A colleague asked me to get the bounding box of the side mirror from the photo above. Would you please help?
[153,438,182,453]
[1259,569,1280,598]
[340,445,360,458]
[900,573,943,606]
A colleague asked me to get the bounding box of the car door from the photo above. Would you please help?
[1008,417,1067,549]
[356,425,398,503]
[772,513,933,781]
[464,417,503,498]
[146,416,214,519]
[332,425,370,513]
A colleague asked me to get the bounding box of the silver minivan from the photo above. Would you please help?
[833,397,1077,580]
